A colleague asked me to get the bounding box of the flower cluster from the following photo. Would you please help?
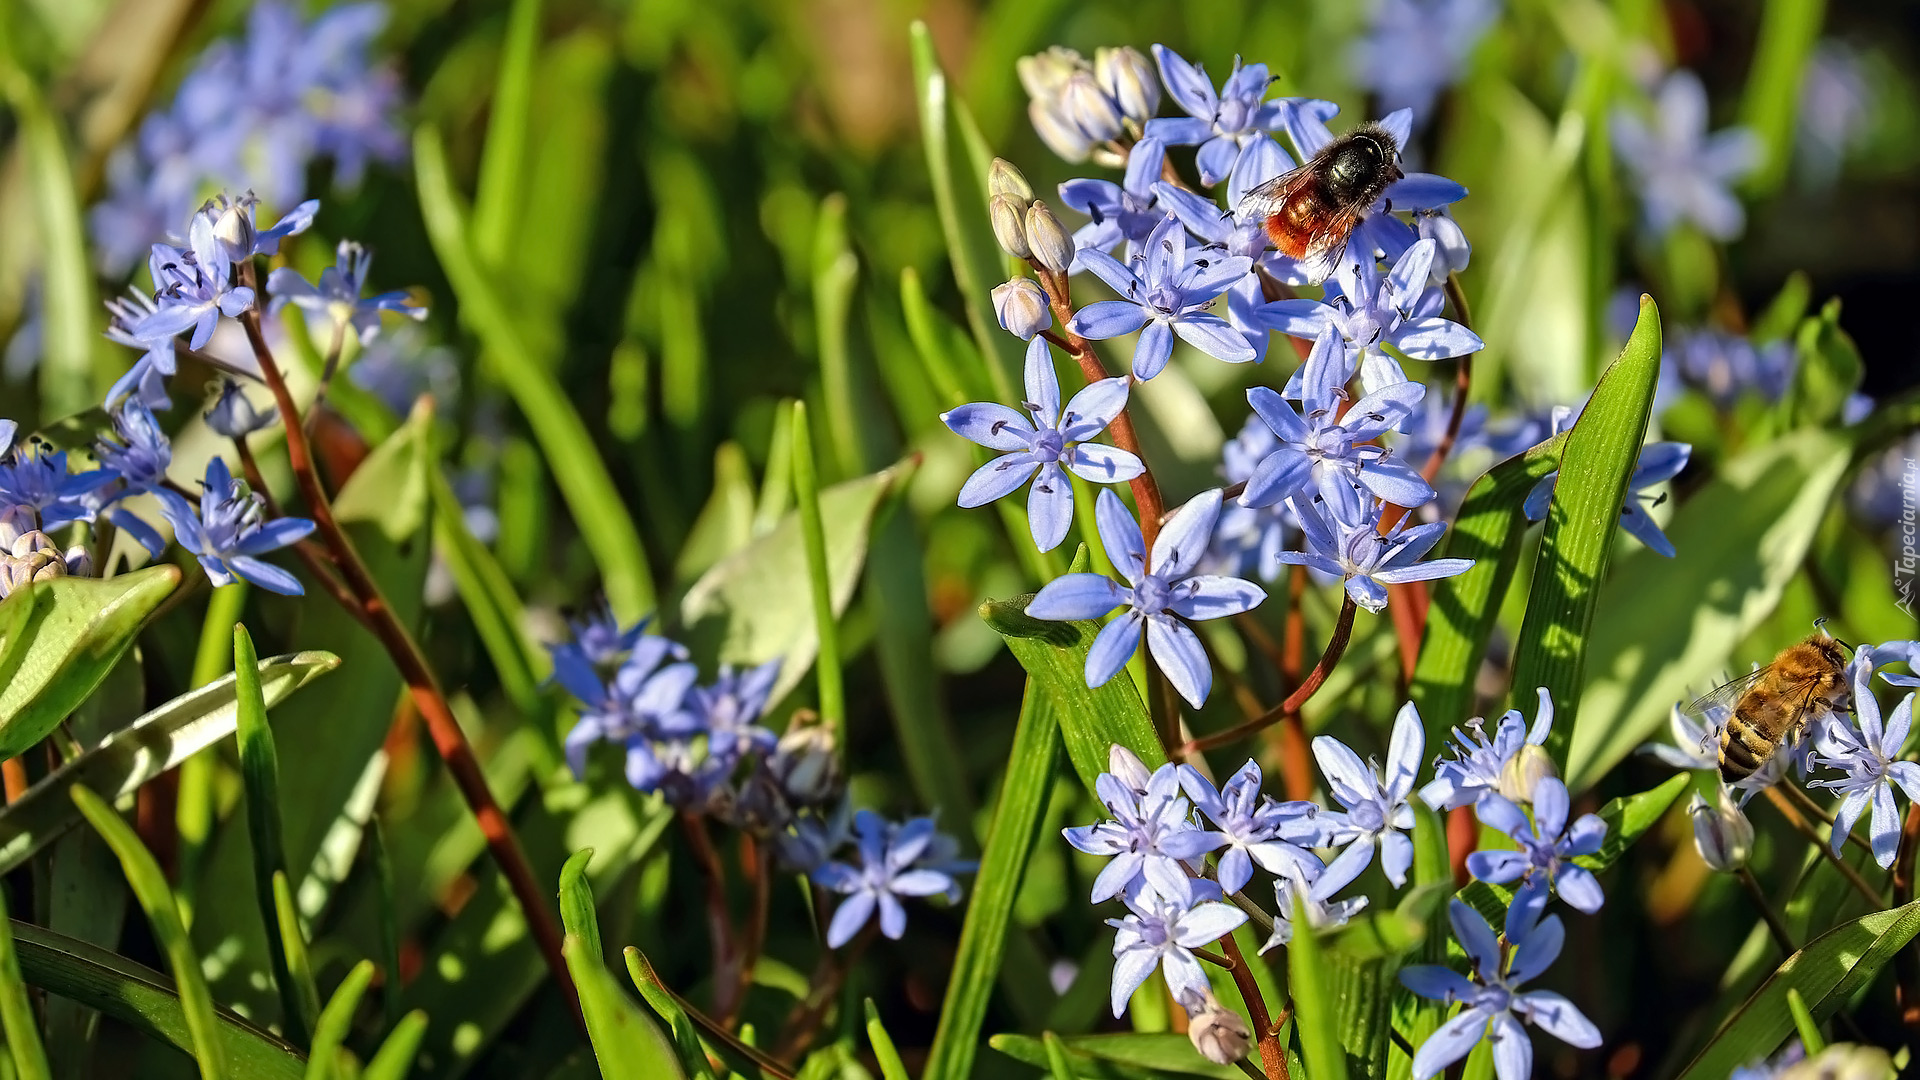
[90,2,406,273]
[550,609,972,947]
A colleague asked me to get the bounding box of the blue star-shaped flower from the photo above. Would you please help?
[1105,859,1247,1018]
[92,399,174,557]
[813,811,968,947]
[1278,494,1474,613]
[268,240,425,344]
[1144,45,1294,190]
[1525,440,1691,557]
[1064,747,1224,902]
[1312,701,1425,888]
[1421,687,1556,811]
[1067,214,1256,380]
[152,457,315,596]
[1610,70,1761,240]
[1812,645,1920,868]
[1467,777,1609,913]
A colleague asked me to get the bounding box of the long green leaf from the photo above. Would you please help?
[979,546,1160,798]
[71,785,226,1079]
[989,1032,1242,1078]
[362,1010,429,1080]
[0,650,340,876]
[790,400,844,730]
[0,887,50,1080]
[428,465,548,720]
[0,566,180,759]
[1565,427,1853,789]
[865,1001,911,1080]
[1737,0,1827,196]
[1409,432,1568,747]
[622,950,720,1080]
[304,960,374,1080]
[558,854,684,1080]
[471,0,544,267]
[414,125,655,620]
[924,676,1061,1080]
[271,872,320,1042]
[232,624,308,1044]
[1677,901,1920,1080]
[1290,894,1351,1080]
[1522,295,1662,766]
[11,920,304,1077]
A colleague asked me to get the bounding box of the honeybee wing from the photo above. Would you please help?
[1685,666,1772,718]
[1233,165,1360,286]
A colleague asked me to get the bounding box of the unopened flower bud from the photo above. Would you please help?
[987,158,1033,204]
[771,723,841,807]
[1060,72,1123,145]
[1780,1044,1897,1080]
[1096,46,1159,126]
[1028,100,1096,163]
[62,546,93,580]
[206,379,278,438]
[1689,791,1753,872]
[1107,744,1153,794]
[1497,743,1557,804]
[991,278,1052,340]
[1415,208,1471,282]
[1018,47,1098,162]
[1180,990,1252,1066]
[1024,200,1075,273]
[0,529,69,598]
[990,194,1033,260]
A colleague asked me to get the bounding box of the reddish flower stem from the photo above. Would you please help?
[681,813,743,1020]
[1219,932,1288,1080]
[1179,594,1358,758]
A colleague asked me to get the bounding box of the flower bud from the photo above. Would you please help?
[990,194,1033,260]
[1415,208,1471,282]
[0,529,68,599]
[1016,46,1086,103]
[987,158,1034,204]
[991,278,1052,340]
[206,379,279,438]
[62,546,93,580]
[1107,744,1153,794]
[1060,72,1123,145]
[1096,46,1159,126]
[1496,743,1557,804]
[202,192,260,266]
[770,723,841,807]
[1780,1044,1896,1080]
[1018,47,1099,162]
[1024,200,1075,274]
[1689,791,1753,872]
[1027,101,1096,163]
[1180,990,1252,1066]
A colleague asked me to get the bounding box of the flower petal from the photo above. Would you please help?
[1411,1008,1490,1080]
[1173,312,1259,364]
[957,454,1040,508]
[1026,573,1128,621]
[1133,318,1175,380]
[1516,990,1602,1049]
[942,402,1035,451]
[1489,1012,1533,1080]
[1086,612,1145,689]
[1066,443,1145,485]
[1027,463,1074,552]
[1022,336,1062,429]
[1147,617,1212,708]
[1167,575,1267,621]
[1060,377,1133,438]
[1152,489,1223,579]
[1071,300,1151,342]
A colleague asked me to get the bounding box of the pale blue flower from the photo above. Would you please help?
[1399,899,1602,1080]
[1145,45,1294,190]
[92,399,174,557]
[1177,760,1322,894]
[1526,440,1690,558]
[814,811,967,947]
[205,379,278,437]
[558,638,697,781]
[0,439,116,533]
[1467,777,1608,913]
[1313,701,1424,888]
[1259,851,1371,950]
[103,287,179,411]
[268,240,425,343]
[1201,415,1294,580]
[133,212,258,352]
[1060,136,1169,265]
[1105,859,1247,1017]
[152,457,315,595]
[1422,687,1555,811]
[941,337,1143,552]
[1068,214,1257,380]
[1153,134,1302,358]
[1351,0,1498,120]
[1278,495,1473,613]
[1670,328,1796,408]
[1064,747,1225,903]
[1610,70,1761,240]
[1026,489,1267,707]
[1812,646,1920,868]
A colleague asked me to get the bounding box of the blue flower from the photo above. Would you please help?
[1670,328,1796,408]
[1812,646,1920,868]
[0,438,116,532]
[1610,70,1761,240]
[1312,701,1424,888]
[941,337,1143,552]
[1467,777,1608,913]
[1260,850,1371,949]
[1351,0,1498,121]
[1151,135,1298,359]
[1399,899,1602,1080]
[1260,238,1484,394]
[1525,440,1690,558]
[268,241,425,344]
[1064,747,1225,902]
[1201,415,1294,580]
[1105,859,1247,1018]
[1067,214,1257,380]
[1059,137,1170,264]
[136,210,261,353]
[557,632,695,779]
[1870,640,1920,689]
[1422,687,1556,811]
[92,400,174,558]
[549,603,653,686]
[205,379,279,438]
[1277,494,1474,613]
[195,192,317,265]
[1641,700,1722,772]
[813,811,968,948]
[152,457,315,595]
[1240,326,1434,525]
[1026,489,1267,707]
[1273,107,1470,270]
[1144,46,1293,189]
[686,659,783,760]
[103,288,179,411]
[1176,760,1322,895]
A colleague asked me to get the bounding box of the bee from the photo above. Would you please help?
[1236,123,1405,285]
[1695,633,1851,783]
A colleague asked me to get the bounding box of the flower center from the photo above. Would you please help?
[1350,801,1386,832]
[1030,429,1066,462]
[1132,573,1174,613]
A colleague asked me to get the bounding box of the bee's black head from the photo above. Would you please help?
[1323,126,1402,207]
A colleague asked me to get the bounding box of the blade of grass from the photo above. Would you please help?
[471,0,544,267]
[414,125,656,620]
[304,959,374,1080]
[71,785,226,1079]
[1786,988,1824,1055]
[864,1001,910,1080]
[1738,0,1826,196]
[270,872,319,1041]
[559,855,684,1079]
[790,400,844,733]
[0,888,50,1080]
[1290,895,1350,1080]
[360,1010,428,1080]
[178,581,249,926]
[1519,296,1662,766]
[232,624,308,1044]
[813,194,866,479]
[924,675,1061,1080]
[625,948,783,1080]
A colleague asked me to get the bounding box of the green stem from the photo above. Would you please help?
[790,401,844,732]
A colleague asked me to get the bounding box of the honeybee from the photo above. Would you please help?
[1236,123,1405,285]
[1695,634,1851,783]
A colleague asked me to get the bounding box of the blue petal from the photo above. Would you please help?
[1132,319,1175,380]
[228,555,304,596]
[1094,488,1146,580]
[1151,489,1222,579]
[1070,300,1149,341]
[1026,573,1126,621]
[1172,312,1258,363]
[1448,898,1503,975]
[1411,1007,1490,1080]
[1085,611,1145,689]
[1027,464,1074,552]
[1515,990,1602,1049]
[1167,575,1266,621]
[1554,864,1606,913]
[1151,45,1216,121]
[957,454,1039,508]
[1489,1013,1533,1080]
[1196,135,1240,188]
[1387,172,1468,208]
[1065,443,1144,485]
[1400,965,1476,1004]
[1146,616,1212,708]
[826,891,876,948]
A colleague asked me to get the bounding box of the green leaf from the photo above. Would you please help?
[1676,900,1920,1080]
[414,124,655,620]
[10,920,304,1077]
[924,675,1061,1080]
[790,400,845,729]
[979,546,1160,799]
[1290,894,1351,1080]
[1409,431,1568,747]
[1786,988,1825,1056]
[1780,299,1863,429]
[329,398,434,544]
[559,857,683,1080]
[679,457,913,708]
[622,949,720,1080]
[0,650,338,875]
[271,872,319,1045]
[1522,295,1662,766]
[71,784,226,1079]
[989,1032,1243,1078]
[0,566,180,760]
[1565,427,1853,789]
[0,887,50,1080]
[865,1001,910,1080]
[470,0,544,269]
[231,624,309,1044]
[361,1010,429,1080]
[304,959,373,1080]
[428,465,549,723]
[1571,774,1690,871]
[1041,1033,1078,1080]
[1737,0,1826,196]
